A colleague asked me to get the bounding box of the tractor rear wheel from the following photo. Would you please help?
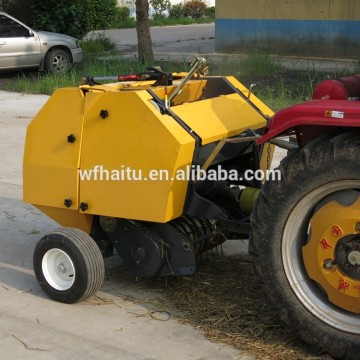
[251,132,360,359]
[33,227,105,303]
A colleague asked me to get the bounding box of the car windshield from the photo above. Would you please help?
[0,14,29,37]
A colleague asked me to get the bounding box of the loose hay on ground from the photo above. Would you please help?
[104,254,332,360]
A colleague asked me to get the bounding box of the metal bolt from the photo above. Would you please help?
[67,134,76,143]
[64,199,72,208]
[100,110,109,119]
[323,259,334,270]
[79,202,89,212]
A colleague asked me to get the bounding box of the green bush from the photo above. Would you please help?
[184,0,207,19]
[206,6,215,19]
[31,0,85,38]
[111,6,134,28]
[115,6,130,23]
[30,0,117,39]
[85,0,118,31]
[169,4,185,18]
[1,0,34,25]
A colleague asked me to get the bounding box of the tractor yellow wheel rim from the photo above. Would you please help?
[303,198,360,313]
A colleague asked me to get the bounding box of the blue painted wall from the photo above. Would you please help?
[215,0,360,59]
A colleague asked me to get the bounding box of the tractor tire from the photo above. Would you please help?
[250,132,360,359]
[33,227,105,303]
[44,49,71,74]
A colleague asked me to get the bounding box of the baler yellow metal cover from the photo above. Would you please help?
[23,74,273,227]
[172,76,272,145]
[79,90,195,222]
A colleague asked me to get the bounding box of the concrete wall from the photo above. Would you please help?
[215,0,360,59]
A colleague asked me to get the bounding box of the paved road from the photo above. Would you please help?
[0,91,253,360]
[92,23,356,70]
[92,23,215,60]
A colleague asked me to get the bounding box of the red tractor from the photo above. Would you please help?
[252,75,360,359]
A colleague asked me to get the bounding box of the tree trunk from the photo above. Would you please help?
[135,0,154,64]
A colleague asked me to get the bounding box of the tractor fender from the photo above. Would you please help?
[257,99,360,144]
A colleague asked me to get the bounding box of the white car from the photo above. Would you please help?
[0,12,83,73]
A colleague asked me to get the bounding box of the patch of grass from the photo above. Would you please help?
[255,81,298,111]
[82,55,144,77]
[209,54,297,110]
[5,56,143,95]
[238,52,283,78]
[5,53,192,95]
[80,33,116,55]
[112,17,136,29]
[208,53,357,111]
[5,71,80,94]
[208,52,282,78]
[5,51,359,112]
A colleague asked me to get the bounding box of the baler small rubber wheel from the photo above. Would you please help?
[33,227,105,303]
[250,132,360,359]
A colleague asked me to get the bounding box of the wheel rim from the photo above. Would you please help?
[42,248,75,291]
[303,197,360,313]
[51,54,68,72]
[282,180,360,334]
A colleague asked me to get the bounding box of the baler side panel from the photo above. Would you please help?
[79,90,196,223]
[23,88,85,211]
[34,205,94,233]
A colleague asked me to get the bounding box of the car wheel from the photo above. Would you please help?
[45,49,71,74]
